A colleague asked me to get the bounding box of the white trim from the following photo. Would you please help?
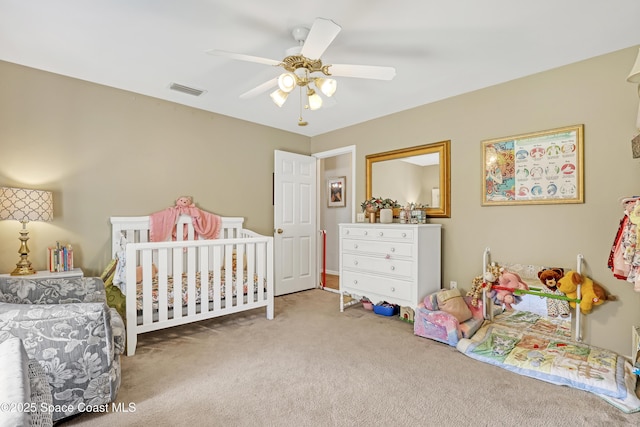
[312,145,356,223]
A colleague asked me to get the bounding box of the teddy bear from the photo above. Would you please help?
[467,262,501,307]
[556,271,615,314]
[175,196,194,208]
[493,268,529,310]
[537,267,570,318]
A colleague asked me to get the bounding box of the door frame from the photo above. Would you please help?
[312,145,356,291]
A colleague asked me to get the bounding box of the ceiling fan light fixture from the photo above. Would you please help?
[314,78,337,97]
[270,89,289,107]
[277,73,297,93]
[307,88,323,110]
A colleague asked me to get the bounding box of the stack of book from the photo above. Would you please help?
[48,242,74,272]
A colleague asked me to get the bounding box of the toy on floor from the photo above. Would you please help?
[537,267,570,318]
[556,271,616,314]
[468,262,501,307]
[493,268,529,310]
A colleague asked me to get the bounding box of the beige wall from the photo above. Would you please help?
[311,46,640,356]
[0,61,309,277]
[2,46,640,355]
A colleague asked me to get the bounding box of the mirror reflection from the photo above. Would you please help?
[366,140,450,218]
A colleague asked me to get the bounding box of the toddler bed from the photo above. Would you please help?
[111,214,274,356]
[455,248,640,412]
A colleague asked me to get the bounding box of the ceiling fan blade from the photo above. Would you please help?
[206,49,281,67]
[328,64,397,81]
[240,77,278,99]
[300,18,341,60]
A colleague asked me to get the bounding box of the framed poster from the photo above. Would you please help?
[327,176,346,207]
[482,124,584,206]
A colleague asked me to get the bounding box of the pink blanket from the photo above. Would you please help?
[149,206,221,242]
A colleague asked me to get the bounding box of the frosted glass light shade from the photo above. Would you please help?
[315,78,337,97]
[307,90,323,110]
[270,89,289,107]
[277,73,297,93]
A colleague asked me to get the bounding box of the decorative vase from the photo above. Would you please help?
[379,208,393,224]
[368,212,377,223]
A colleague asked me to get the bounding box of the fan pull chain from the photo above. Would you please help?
[298,86,308,126]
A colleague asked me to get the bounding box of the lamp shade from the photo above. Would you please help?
[270,89,289,107]
[307,89,323,110]
[0,187,53,222]
[277,73,297,93]
[627,47,640,83]
[315,78,337,97]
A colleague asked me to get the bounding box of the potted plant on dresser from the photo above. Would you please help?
[360,197,400,223]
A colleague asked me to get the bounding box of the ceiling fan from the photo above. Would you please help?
[206,17,396,126]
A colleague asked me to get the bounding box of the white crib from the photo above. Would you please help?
[111,214,274,355]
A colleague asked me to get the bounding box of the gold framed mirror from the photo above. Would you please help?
[365,140,451,218]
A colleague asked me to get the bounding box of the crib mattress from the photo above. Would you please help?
[136,270,262,311]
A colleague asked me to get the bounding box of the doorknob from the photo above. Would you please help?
[276,228,284,234]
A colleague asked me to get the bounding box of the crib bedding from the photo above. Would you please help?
[135,270,263,311]
[457,310,636,404]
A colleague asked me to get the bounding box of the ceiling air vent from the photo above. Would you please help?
[169,82,206,97]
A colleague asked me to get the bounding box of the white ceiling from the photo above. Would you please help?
[1,1,639,137]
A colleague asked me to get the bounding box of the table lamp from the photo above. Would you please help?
[0,186,53,275]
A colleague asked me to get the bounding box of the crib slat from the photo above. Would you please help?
[213,245,222,311]
[236,244,245,307]
[199,246,210,315]
[224,244,233,308]
[173,247,183,320]
[142,249,153,325]
[158,248,169,322]
[246,243,255,303]
[187,245,196,316]
[257,241,265,302]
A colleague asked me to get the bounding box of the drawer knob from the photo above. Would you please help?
[390,247,395,252]
[364,231,368,235]
[390,266,395,271]
[354,244,358,249]
[391,287,396,292]
[378,232,383,236]
[353,260,358,266]
[402,233,407,237]
[346,230,350,235]
[385,254,390,259]
[353,280,358,285]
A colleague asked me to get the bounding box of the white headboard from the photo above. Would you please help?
[110,215,245,257]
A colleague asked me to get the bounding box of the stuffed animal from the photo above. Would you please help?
[175,196,195,208]
[494,268,529,310]
[468,262,501,307]
[556,271,615,314]
[537,267,570,318]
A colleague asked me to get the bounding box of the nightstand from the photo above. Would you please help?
[0,268,84,279]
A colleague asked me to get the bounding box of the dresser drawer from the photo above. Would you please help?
[341,270,412,301]
[342,226,414,242]
[342,238,413,257]
[342,253,413,279]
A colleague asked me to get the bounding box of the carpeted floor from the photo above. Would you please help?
[61,289,639,426]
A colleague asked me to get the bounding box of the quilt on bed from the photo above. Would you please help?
[457,310,627,399]
[135,270,263,311]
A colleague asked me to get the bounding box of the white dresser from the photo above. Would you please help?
[339,223,441,311]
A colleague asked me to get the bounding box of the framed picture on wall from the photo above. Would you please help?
[482,124,584,206]
[327,176,346,208]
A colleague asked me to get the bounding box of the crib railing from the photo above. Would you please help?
[124,235,273,354]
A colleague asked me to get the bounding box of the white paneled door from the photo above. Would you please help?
[274,150,317,296]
